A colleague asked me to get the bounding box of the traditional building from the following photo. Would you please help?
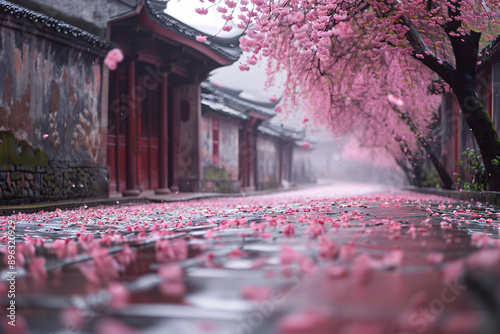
[439,36,500,186]
[0,0,314,204]
[199,81,312,192]
[103,0,241,196]
[0,0,242,204]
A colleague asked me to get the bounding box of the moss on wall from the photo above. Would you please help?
[0,131,48,166]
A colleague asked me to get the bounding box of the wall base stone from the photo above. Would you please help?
[0,161,108,205]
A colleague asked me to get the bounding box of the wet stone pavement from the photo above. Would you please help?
[1,183,500,334]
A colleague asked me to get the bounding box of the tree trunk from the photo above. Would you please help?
[395,158,415,186]
[397,111,454,189]
[417,138,454,189]
[452,80,500,191]
[425,146,454,190]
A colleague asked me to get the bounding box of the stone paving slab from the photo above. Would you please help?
[0,183,499,334]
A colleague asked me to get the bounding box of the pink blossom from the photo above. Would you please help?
[95,318,138,334]
[387,94,404,107]
[158,264,184,281]
[277,310,332,334]
[318,235,337,259]
[426,252,444,264]
[158,264,186,298]
[301,141,310,149]
[196,35,208,42]
[352,254,372,285]
[116,243,136,266]
[280,245,301,265]
[338,242,357,261]
[204,229,215,239]
[108,282,130,308]
[195,8,208,15]
[225,0,236,8]
[104,48,124,70]
[467,249,500,269]
[52,239,77,259]
[1,313,28,334]
[239,63,250,71]
[442,260,465,281]
[289,11,305,23]
[282,223,295,237]
[241,285,272,301]
[326,264,348,278]
[247,56,258,65]
[61,306,85,332]
[28,256,47,288]
[269,95,278,102]
[332,21,353,37]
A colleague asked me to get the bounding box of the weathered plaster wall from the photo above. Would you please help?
[219,119,239,179]
[200,115,239,180]
[0,18,108,204]
[200,115,213,169]
[256,135,279,190]
[0,24,104,163]
[199,114,240,192]
[176,84,200,190]
[291,147,313,184]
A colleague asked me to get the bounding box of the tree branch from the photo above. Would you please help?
[444,0,481,76]
[399,14,455,83]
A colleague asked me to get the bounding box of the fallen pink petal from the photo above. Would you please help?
[1,1,500,332]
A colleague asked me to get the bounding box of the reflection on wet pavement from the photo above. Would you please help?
[1,183,499,334]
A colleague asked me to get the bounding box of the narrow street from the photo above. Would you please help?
[1,182,500,334]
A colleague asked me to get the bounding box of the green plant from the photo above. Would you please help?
[454,147,488,191]
[419,165,441,188]
[204,165,229,180]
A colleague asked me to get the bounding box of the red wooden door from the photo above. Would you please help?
[138,83,160,190]
[107,70,127,194]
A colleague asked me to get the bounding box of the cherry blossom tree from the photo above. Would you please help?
[196,0,500,189]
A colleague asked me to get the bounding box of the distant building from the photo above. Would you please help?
[200,81,313,192]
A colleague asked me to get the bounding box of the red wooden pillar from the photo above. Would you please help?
[156,72,170,194]
[123,60,141,196]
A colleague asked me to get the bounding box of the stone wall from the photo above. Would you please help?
[0,161,108,205]
[0,8,109,204]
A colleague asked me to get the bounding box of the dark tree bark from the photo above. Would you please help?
[396,111,454,189]
[451,79,500,190]
[400,6,500,191]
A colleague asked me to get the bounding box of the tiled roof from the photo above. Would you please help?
[201,95,249,120]
[0,0,110,49]
[201,81,276,119]
[258,121,305,141]
[146,0,242,62]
